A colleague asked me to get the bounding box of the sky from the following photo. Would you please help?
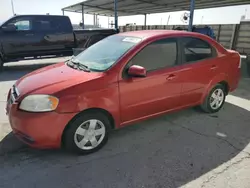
[0,0,250,28]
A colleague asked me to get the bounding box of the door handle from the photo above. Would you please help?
[210,65,218,70]
[166,74,176,81]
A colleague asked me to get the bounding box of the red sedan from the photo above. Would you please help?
[6,30,241,154]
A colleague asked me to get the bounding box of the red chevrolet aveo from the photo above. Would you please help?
[6,30,241,154]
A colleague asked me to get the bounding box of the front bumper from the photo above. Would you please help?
[7,103,76,149]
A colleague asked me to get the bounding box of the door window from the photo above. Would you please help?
[6,19,31,31]
[33,18,52,31]
[33,17,69,32]
[128,38,177,72]
[182,37,215,63]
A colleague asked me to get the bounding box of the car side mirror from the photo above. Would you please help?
[128,65,147,77]
[2,24,17,32]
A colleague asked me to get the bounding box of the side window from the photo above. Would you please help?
[183,37,214,63]
[129,38,177,72]
[49,17,72,32]
[7,19,31,31]
[88,35,108,47]
[33,18,52,31]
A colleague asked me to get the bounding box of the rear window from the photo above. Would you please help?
[87,35,109,47]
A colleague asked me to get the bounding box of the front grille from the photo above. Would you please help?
[10,85,20,103]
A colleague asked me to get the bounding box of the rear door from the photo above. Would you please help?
[178,37,219,106]
[119,37,183,123]
[32,16,75,54]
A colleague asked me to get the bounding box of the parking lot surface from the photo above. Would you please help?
[0,59,250,188]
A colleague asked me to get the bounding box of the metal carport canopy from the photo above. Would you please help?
[62,0,249,16]
[62,0,250,30]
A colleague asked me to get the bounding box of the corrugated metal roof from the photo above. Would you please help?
[62,0,250,17]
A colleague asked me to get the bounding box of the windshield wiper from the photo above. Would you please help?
[66,58,90,72]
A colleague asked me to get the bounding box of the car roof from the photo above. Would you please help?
[14,15,67,18]
[117,30,205,40]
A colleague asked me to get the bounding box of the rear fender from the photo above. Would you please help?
[200,73,229,103]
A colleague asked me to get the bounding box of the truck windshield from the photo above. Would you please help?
[73,35,142,72]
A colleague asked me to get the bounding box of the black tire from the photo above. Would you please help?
[64,112,111,155]
[200,84,226,113]
[0,58,4,72]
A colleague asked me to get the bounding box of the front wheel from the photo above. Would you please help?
[200,84,226,113]
[64,112,111,154]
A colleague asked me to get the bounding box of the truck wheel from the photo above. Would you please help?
[64,112,111,155]
[0,58,4,72]
[200,84,226,113]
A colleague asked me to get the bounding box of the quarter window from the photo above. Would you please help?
[183,37,214,63]
[129,38,177,72]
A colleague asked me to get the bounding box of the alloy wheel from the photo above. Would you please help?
[74,119,106,150]
[209,88,224,110]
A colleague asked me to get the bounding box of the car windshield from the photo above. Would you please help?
[72,35,142,72]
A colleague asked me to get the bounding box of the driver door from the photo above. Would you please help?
[119,37,183,124]
[1,16,37,57]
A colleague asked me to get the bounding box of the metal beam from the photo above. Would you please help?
[82,4,85,29]
[188,0,195,31]
[144,14,147,29]
[62,10,65,15]
[62,0,250,17]
[78,3,142,16]
[114,0,118,30]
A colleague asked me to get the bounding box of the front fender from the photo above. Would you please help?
[56,84,120,127]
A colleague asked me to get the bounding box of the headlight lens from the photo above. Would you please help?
[19,95,59,112]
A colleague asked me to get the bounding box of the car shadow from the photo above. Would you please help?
[0,102,250,188]
[0,62,56,82]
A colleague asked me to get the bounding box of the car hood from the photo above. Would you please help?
[15,62,103,97]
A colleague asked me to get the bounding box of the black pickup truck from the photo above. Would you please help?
[0,15,118,71]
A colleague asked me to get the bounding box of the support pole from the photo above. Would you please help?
[62,10,64,15]
[114,0,118,30]
[82,4,85,29]
[11,0,15,16]
[144,14,147,29]
[188,0,195,31]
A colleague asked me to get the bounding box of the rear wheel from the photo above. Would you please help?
[64,112,111,154]
[200,84,226,113]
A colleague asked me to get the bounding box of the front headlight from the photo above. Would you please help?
[19,95,59,112]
